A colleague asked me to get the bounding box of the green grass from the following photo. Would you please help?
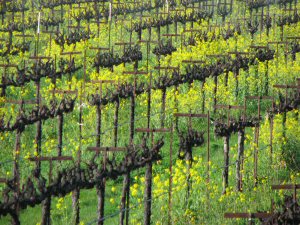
[1,1,300,224]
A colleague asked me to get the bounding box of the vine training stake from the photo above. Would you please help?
[166,0,169,13]
[109,2,112,21]
[37,11,41,34]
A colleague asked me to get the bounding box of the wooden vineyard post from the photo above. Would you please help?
[114,82,120,148]
[87,146,127,225]
[174,113,210,204]
[237,121,245,192]
[118,149,131,225]
[156,12,169,41]
[121,71,148,225]
[170,9,184,42]
[168,124,174,225]
[135,128,171,225]
[136,41,156,132]
[245,96,273,186]
[123,71,148,142]
[28,156,73,225]
[73,84,84,225]
[224,212,272,225]
[88,79,115,225]
[269,99,275,166]
[174,84,179,131]
[52,90,78,156]
[214,104,244,194]
[154,66,179,128]
[90,80,115,147]
[28,56,52,177]
[138,40,158,72]
[136,13,143,41]
[94,148,131,225]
